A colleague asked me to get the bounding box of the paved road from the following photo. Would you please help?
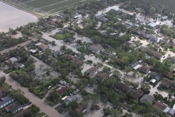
[0,71,64,117]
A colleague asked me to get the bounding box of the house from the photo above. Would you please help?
[72,89,80,95]
[96,14,108,22]
[155,53,163,60]
[130,61,142,70]
[127,89,144,100]
[138,66,150,74]
[0,96,14,109]
[96,72,109,80]
[6,57,18,64]
[149,36,158,43]
[13,63,25,69]
[163,72,173,79]
[64,95,77,105]
[140,94,154,104]
[5,101,23,113]
[75,105,87,113]
[71,58,83,65]
[114,82,131,93]
[89,44,105,54]
[154,101,168,112]
[57,87,67,96]
[85,67,98,78]
[159,78,174,88]
[151,72,161,81]
[168,42,175,48]
[168,56,175,63]
[29,49,37,54]
[35,42,48,51]
[12,109,29,117]
[168,108,175,116]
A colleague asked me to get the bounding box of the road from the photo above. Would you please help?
[0,71,64,117]
[0,38,36,54]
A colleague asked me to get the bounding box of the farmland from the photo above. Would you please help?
[4,0,97,16]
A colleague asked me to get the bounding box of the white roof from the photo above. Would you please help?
[163,107,170,113]
[150,79,156,83]
[30,49,37,53]
[35,42,42,46]
[133,64,141,70]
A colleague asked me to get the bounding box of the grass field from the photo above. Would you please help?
[133,0,175,13]
[4,0,97,16]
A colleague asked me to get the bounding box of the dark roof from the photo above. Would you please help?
[75,105,86,113]
[89,44,104,54]
[164,72,173,79]
[138,66,150,74]
[155,53,163,60]
[71,58,83,65]
[114,82,131,93]
[128,89,144,99]
[85,67,98,74]
[12,109,29,117]
[168,56,175,63]
[5,101,22,113]
[151,72,161,81]
[154,101,167,111]
[140,94,154,104]
[58,87,67,95]
[96,72,109,79]
[160,78,174,88]
[0,96,14,107]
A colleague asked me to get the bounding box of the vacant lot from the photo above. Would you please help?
[5,0,97,15]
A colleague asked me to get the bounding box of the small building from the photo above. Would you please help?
[64,95,77,105]
[35,42,48,51]
[5,101,23,113]
[96,14,108,23]
[140,94,154,104]
[89,44,105,54]
[96,72,109,80]
[0,96,14,109]
[75,105,87,113]
[71,58,83,65]
[138,66,150,74]
[159,78,174,88]
[127,89,144,100]
[6,57,18,64]
[154,101,168,112]
[57,87,67,96]
[114,82,131,93]
[151,72,161,81]
[85,67,98,78]
[130,61,142,70]
[12,109,29,117]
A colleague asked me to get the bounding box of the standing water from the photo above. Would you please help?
[0,1,38,32]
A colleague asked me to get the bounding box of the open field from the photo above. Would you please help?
[133,0,175,13]
[4,0,97,16]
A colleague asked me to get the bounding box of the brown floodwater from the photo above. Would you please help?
[0,2,38,32]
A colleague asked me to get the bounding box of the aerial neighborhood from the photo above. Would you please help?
[2,0,175,117]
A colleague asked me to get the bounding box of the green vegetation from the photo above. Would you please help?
[53,31,73,40]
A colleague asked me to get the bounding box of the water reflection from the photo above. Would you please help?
[0,2,38,32]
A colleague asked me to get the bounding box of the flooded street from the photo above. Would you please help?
[0,71,64,117]
[0,1,38,32]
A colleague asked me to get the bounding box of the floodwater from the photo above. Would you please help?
[0,2,38,32]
